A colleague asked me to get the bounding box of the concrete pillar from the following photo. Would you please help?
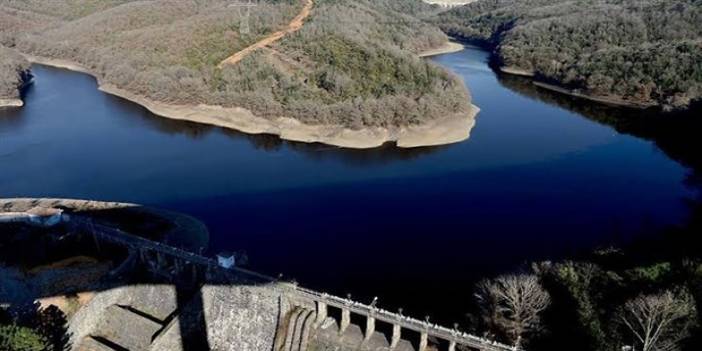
[448,340,456,351]
[156,252,165,268]
[315,301,327,326]
[173,259,181,274]
[390,324,401,349]
[192,264,198,282]
[419,332,428,351]
[364,316,375,341]
[339,308,350,335]
[91,228,101,253]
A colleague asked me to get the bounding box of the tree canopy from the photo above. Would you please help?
[435,0,702,110]
[0,0,471,128]
[0,45,30,100]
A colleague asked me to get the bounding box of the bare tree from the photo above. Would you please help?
[475,274,551,347]
[619,289,697,351]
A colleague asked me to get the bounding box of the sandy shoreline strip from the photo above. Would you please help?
[419,40,465,58]
[24,54,478,149]
[497,63,657,109]
[0,98,23,107]
[533,81,656,109]
[499,66,535,77]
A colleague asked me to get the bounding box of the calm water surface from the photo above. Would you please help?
[0,46,695,323]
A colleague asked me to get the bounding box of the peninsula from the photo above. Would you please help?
[0,0,478,148]
[0,46,30,107]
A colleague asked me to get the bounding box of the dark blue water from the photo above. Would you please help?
[0,46,695,323]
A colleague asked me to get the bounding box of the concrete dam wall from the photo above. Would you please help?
[69,283,315,351]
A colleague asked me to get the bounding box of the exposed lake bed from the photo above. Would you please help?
[1,45,698,324]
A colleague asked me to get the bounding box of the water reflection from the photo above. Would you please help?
[0,82,35,130]
[100,85,448,166]
[494,63,702,254]
[495,72,702,173]
[0,107,24,130]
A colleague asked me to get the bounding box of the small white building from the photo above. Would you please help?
[0,207,65,227]
[217,252,236,269]
[423,0,476,8]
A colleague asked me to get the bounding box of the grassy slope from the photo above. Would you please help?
[0,0,471,128]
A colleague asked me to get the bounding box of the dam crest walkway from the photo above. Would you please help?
[73,216,518,351]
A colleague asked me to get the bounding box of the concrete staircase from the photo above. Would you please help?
[279,306,316,351]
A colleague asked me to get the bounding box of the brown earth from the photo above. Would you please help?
[218,0,314,68]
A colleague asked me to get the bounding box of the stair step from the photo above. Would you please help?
[91,305,163,350]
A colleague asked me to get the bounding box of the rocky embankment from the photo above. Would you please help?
[418,40,465,58]
[0,46,31,107]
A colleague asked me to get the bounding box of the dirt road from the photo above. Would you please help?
[218,0,314,68]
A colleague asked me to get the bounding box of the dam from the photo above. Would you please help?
[70,214,517,351]
[0,199,516,351]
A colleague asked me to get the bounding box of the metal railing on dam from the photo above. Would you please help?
[70,216,519,351]
[293,287,518,351]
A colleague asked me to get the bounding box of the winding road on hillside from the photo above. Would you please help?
[218,0,314,68]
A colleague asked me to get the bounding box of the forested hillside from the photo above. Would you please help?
[0,0,471,129]
[0,46,30,102]
[436,0,702,110]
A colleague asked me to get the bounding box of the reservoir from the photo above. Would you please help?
[0,46,697,324]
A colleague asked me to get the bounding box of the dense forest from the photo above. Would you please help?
[435,0,702,110]
[0,0,471,128]
[0,45,29,101]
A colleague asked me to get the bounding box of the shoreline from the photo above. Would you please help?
[461,40,662,110]
[499,66,535,77]
[494,63,659,110]
[418,40,465,58]
[25,55,478,149]
[533,81,657,109]
[0,98,23,108]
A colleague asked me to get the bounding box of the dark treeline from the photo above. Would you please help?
[435,0,702,111]
[0,304,70,351]
[0,0,471,128]
[0,45,30,100]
